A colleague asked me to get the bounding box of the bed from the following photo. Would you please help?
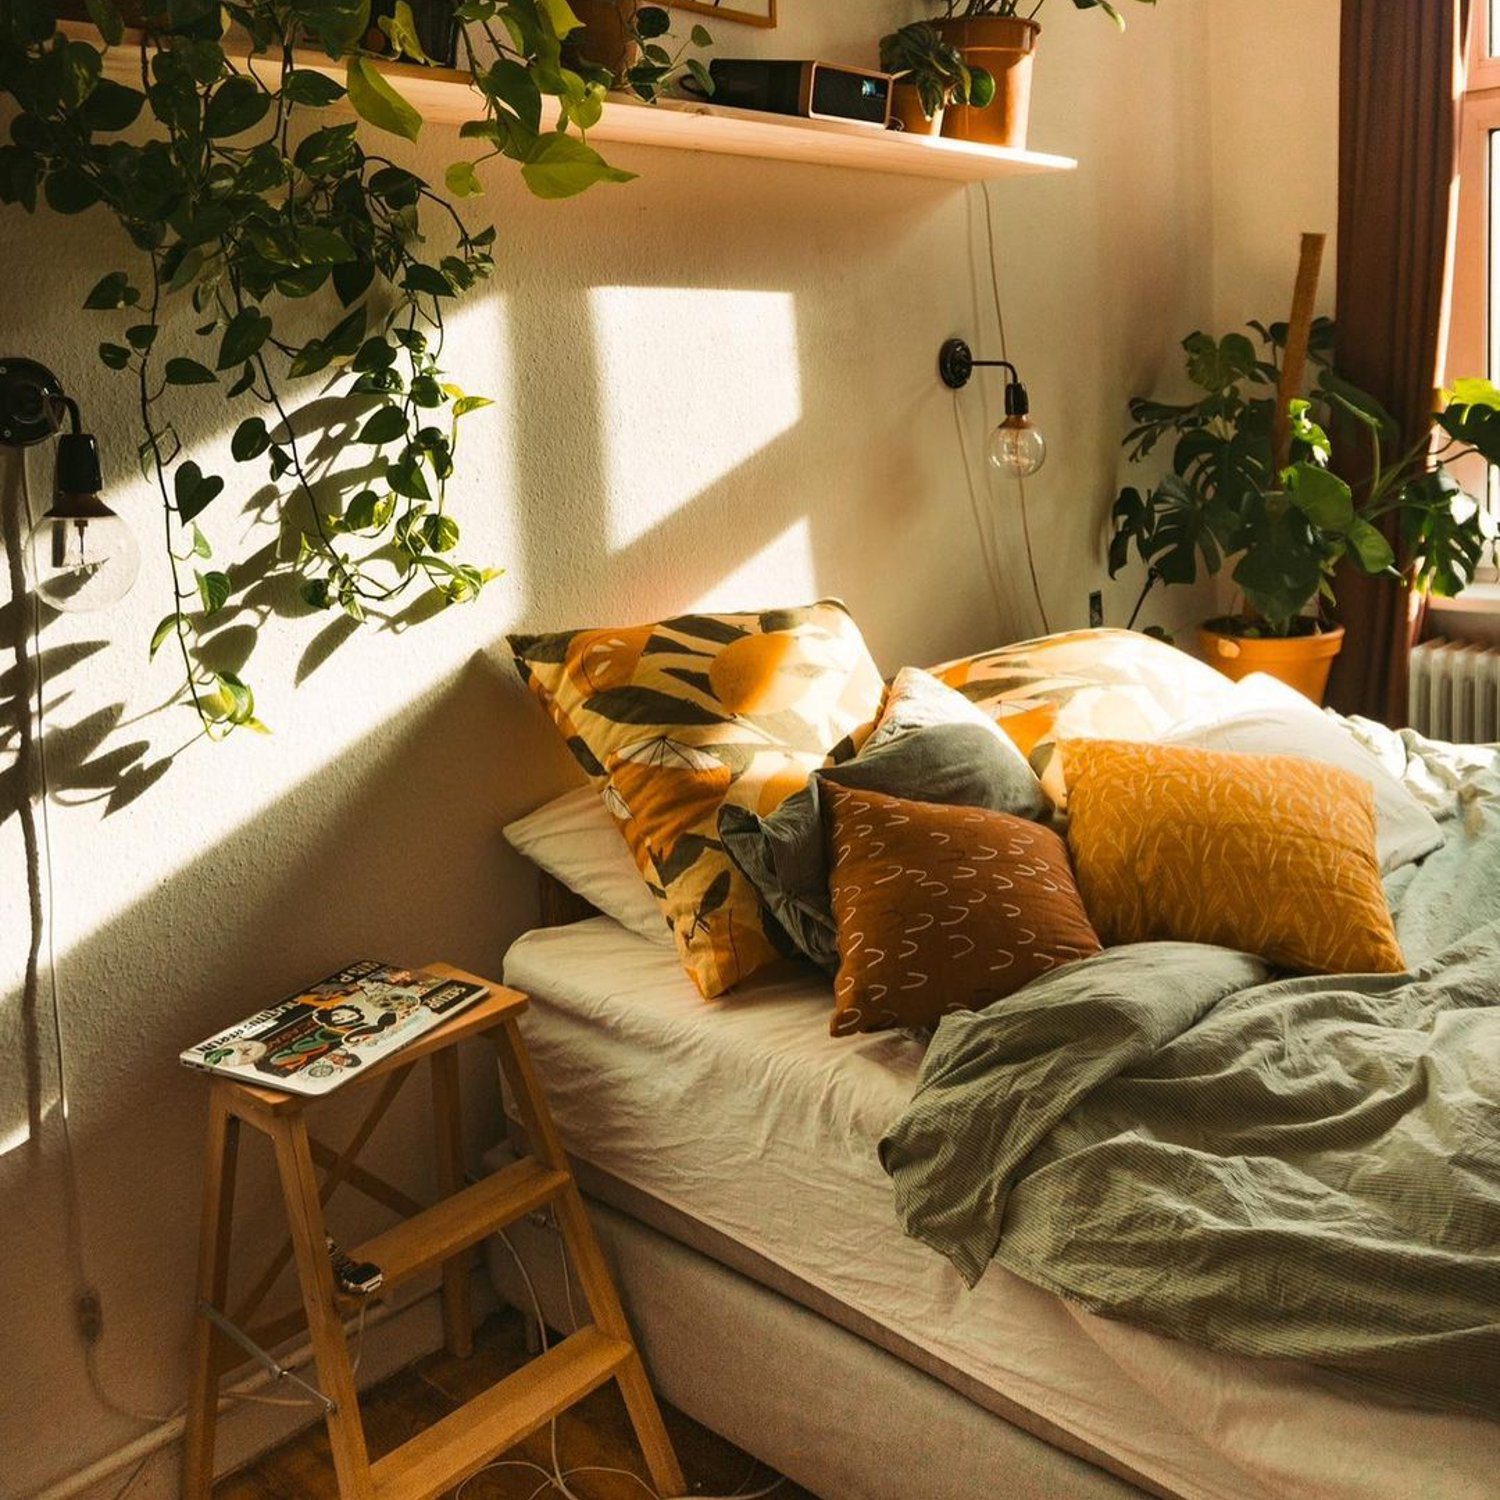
[487,723,1500,1499]
[487,615,1500,1499]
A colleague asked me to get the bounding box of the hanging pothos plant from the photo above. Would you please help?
[0,0,684,737]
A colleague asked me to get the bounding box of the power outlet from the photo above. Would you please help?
[1088,590,1104,629]
[75,1288,104,1345]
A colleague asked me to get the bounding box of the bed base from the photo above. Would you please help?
[483,1166,1147,1500]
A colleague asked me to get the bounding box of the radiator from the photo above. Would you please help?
[1409,637,1500,742]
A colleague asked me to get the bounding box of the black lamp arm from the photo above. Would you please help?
[937,337,1030,417]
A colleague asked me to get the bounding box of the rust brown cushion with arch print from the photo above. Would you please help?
[824,784,1101,1038]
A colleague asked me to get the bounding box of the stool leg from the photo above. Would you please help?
[431,1048,473,1357]
[182,1085,240,1500]
[496,1019,685,1497]
[269,1111,375,1499]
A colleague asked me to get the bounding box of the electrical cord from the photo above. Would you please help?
[9,457,372,1476]
[978,180,1052,636]
[468,1224,784,1500]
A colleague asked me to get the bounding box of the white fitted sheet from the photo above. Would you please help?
[504,917,1499,1500]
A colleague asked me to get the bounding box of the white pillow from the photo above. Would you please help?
[1162,674,1444,874]
[504,788,673,946]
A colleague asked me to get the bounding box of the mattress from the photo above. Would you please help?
[503,917,1499,1500]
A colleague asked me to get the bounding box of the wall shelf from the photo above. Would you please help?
[62,20,1077,185]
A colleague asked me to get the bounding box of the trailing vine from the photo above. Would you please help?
[0,0,676,737]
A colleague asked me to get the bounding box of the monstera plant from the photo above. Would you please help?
[1109,322,1499,639]
[0,0,673,737]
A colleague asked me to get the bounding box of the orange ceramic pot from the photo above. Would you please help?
[932,16,1038,149]
[1198,622,1346,705]
[564,0,640,81]
[889,83,944,136]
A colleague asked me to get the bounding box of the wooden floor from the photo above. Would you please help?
[218,1309,816,1499]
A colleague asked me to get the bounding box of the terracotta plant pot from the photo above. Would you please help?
[1198,621,1346,705]
[932,15,1038,149]
[564,0,641,82]
[889,83,944,137]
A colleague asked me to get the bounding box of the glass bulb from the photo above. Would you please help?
[26,504,139,612]
[988,416,1047,478]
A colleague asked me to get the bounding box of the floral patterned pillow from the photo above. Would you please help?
[510,600,884,997]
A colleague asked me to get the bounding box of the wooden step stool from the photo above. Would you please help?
[182,963,684,1499]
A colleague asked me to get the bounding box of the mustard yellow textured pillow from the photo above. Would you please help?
[510,600,884,998]
[1061,740,1405,976]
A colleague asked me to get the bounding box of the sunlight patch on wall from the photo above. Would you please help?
[590,288,802,551]
[690,516,815,612]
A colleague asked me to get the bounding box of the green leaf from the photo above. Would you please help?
[480,58,543,132]
[344,489,393,530]
[452,395,493,417]
[346,56,422,142]
[84,0,125,45]
[293,123,359,176]
[421,513,460,552]
[196,569,231,615]
[359,407,408,444]
[1346,517,1396,574]
[125,323,156,351]
[378,0,432,63]
[165,358,217,386]
[410,374,443,407]
[204,76,271,138]
[80,78,144,132]
[1183,331,1257,394]
[541,0,582,35]
[84,271,138,310]
[45,168,101,215]
[231,416,270,461]
[282,69,346,107]
[149,613,180,659]
[217,308,272,369]
[388,451,431,500]
[403,263,454,297]
[636,5,670,38]
[445,160,483,198]
[191,523,212,558]
[522,135,636,200]
[690,23,712,45]
[353,338,396,372]
[98,342,131,369]
[1285,462,1354,530]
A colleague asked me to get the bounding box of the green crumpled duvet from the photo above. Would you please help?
[878,722,1500,1418]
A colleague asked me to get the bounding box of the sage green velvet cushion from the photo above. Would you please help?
[719,669,1051,973]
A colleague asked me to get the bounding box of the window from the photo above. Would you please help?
[1449,5,1500,515]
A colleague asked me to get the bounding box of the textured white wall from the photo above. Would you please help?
[0,3,1238,1493]
[1209,0,1341,331]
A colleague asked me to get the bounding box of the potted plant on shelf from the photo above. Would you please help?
[929,0,1154,149]
[879,21,993,137]
[1107,321,1500,703]
[565,1,714,100]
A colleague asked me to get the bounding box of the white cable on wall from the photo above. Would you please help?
[978,181,1052,637]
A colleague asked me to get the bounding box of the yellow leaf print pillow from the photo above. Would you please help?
[510,600,884,998]
[1061,739,1405,977]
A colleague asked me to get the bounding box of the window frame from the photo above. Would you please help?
[1445,3,1500,564]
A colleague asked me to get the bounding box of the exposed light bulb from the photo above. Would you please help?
[988,414,1047,478]
[26,502,139,612]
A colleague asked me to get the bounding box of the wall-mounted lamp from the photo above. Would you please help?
[938,337,1048,479]
[1,358,138,612]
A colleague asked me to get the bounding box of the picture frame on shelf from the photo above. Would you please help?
[669,0,777,28]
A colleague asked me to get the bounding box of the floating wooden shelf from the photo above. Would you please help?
[62,20,1077,184]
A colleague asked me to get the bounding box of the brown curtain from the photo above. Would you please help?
[1326,0,1467,725]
